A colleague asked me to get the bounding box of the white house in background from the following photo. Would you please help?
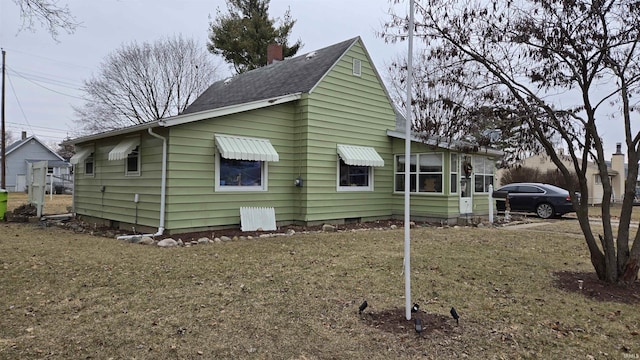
[496,143,630,205]
[0,132,71,192]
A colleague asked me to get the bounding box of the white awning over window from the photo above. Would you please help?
[108,137,140,161]
[337,144,384,167]
[215,134,279,162]
[69,147,92,165]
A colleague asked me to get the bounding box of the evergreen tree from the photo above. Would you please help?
[208,0,302,74]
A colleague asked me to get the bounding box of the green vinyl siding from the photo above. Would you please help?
[389,138,497,220]
[300,41,395,222]
[163,103,298,232]
[73,130,165,228]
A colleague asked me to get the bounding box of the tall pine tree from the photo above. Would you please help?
[207,0,302,74]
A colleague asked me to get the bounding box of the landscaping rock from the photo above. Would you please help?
[197,237,210,245]
[157,238,178,248]
[140,236,155,245]
[220,236,232,242]
[322,224,336,232]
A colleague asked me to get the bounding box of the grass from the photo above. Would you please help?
[1,222,639,359]
[5,192,71,215]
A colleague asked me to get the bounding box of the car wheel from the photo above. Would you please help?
[536,203,554,219]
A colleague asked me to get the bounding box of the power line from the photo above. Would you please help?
[5,72,34,136]
[8,66,83,89]
[6,69,88,101]
[1,48,94,71]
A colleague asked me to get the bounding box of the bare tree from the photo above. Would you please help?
[382,0,640,283]
[74,35,222,134]
[3,131,16,147]
[12,0,79,39]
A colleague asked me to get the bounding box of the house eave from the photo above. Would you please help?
[387,130,503,157]
[159,93,303,127]
[65,121,162,145]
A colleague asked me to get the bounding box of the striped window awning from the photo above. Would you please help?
[215,134,279,162]
[108,137,140,161]
[69,147,93,165]
[337,144,384,167]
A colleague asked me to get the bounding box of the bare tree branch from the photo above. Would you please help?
[73,35,222,134]
[12,0,79,39]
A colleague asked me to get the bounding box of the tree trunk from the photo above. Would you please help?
[620,258,639,284]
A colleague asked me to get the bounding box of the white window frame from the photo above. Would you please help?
[473,156,494,193]
[352,58,362,77]
[84,153,95,177]
[394,153,444,194]
[125,146,141,176]
[215,152,268,192]
[450,153,458,194]
[337,156,373,192]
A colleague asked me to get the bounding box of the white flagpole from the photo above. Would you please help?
[404,0,415,321]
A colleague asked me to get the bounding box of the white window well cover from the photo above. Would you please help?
[337,144,384,167]
[69,147,92,165]
[108,137,140,161]
[215,134,279,162]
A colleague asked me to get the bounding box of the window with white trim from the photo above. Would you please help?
[126,146,140,176]
[473,156,494,193]
[85,153,94,177]
[352,58,362,76]
[595,174,601,184]
[394,153,443,193]
[450,153,458,194]
[337,158,372,191]
[215,153,267,192]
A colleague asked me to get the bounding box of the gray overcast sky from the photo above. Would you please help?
[0,0,404,146]
[0,0,630,159]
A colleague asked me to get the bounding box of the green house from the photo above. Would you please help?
[68,37,501,235]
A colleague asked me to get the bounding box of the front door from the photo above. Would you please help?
[459,154,473,214]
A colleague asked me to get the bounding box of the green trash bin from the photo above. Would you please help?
[0,189,7,221]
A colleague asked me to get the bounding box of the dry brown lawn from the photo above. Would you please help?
[6,192,72,215]
[1,219,638,359]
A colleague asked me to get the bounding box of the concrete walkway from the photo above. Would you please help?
[500,217,638,230]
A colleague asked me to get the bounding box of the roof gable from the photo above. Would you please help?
[182,37,359,114]
[5,136,66,162]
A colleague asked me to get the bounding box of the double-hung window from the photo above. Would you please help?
[84,154,94,176]
[70,146,94,177]
[108,137,141,176]
[450,153,458,194]
[473,156,495,193]
[126,146,140,176]
[214,134,279,192]
[336,144,384,191]
[394,153,443,193]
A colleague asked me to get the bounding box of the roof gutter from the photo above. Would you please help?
[386,129,504,157]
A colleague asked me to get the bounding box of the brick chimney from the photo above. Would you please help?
[611,143,624,202]
[267,44,283,65]
[21,131,27,140]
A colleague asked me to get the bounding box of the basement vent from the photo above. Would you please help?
[240,207,277,232]
[352,58,361,76]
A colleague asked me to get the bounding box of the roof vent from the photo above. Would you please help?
[305,51,317,60]
[223,78,232,85]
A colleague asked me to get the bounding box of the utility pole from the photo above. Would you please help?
[1,48,6,190]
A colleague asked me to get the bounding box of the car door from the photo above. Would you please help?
[494,185,517,211]
[514,185,545,212]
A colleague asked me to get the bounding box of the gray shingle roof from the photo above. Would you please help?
[181,37,359,114]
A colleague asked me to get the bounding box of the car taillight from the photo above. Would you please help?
[565,195,571,201]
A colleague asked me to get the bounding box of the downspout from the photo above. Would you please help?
[146,127,167,236]
[116,127,167,240]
